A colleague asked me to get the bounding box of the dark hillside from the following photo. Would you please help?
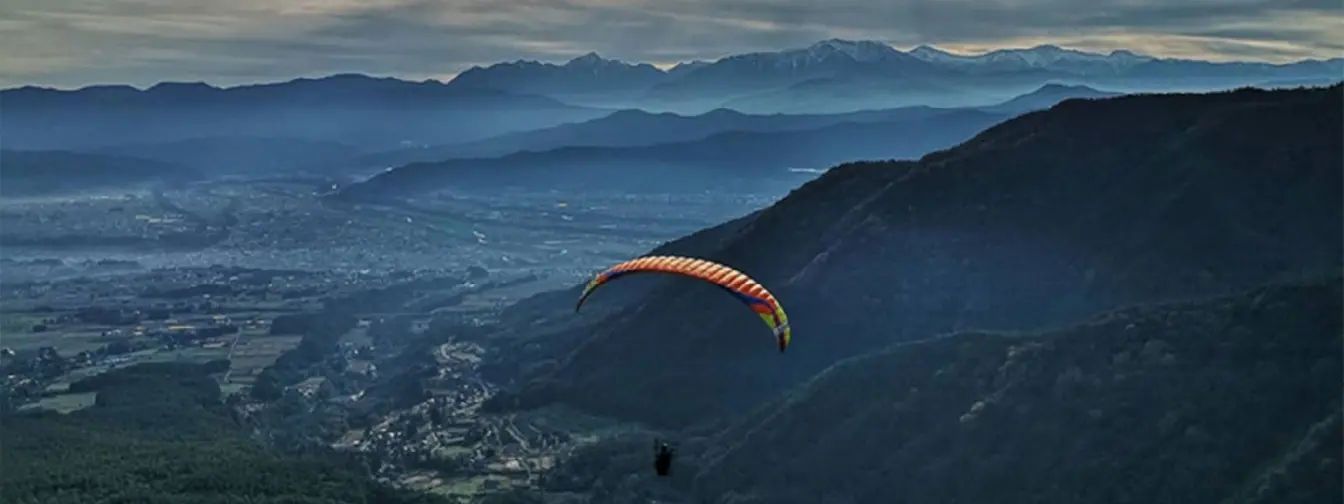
[687,278,1342,504]
[484,85,1343,429]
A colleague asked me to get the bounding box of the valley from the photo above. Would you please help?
[0,170,811,501]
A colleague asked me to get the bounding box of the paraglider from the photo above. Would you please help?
[576,255,792,476]
[575,255,792,352]
[653,439,675,476]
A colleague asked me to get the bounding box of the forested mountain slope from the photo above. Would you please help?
[484,85,1343,430]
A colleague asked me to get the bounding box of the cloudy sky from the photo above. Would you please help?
[2,0,1340,88]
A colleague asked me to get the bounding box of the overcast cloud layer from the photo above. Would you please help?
[1,0,1340,88]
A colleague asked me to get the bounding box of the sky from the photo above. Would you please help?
[1,0,1340,89]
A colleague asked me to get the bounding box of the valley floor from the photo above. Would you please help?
[0,175,791,501]
[0,176,801,286]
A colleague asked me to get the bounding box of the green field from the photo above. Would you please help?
[2,320,117,355]
[0,313,45,335]
[339,325,374,346]
[19,391,98,413]
[426,475,516,497]
[220,383,248,396]
[2,311,304,402]
[226,333,303,384]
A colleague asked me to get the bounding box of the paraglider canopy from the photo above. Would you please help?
[575,255,792,352]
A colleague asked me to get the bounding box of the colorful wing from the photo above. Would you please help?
[576,255,791,352]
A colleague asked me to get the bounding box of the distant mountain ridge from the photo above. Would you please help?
[980,83,1123,114]
[8,39,1339,119]
[449,52,667,98]
[0,74,608,151]
[445,39,1343,112]
[455,39,1341,90]
[349,105,974,169]
[330,84,1124,202]
[344,83,1121,171]
[906,43,1156,71]
[1,74,575,111]
[332,108,1010,199]
[10,40,1334,96]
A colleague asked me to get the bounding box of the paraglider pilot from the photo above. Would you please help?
[654,439,675,476]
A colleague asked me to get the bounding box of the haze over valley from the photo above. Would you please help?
[2,26,1341,504]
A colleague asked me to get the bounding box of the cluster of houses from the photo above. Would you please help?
[93,313,268,351]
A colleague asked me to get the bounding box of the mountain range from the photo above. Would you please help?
[451,39,1343,112]
[338,81,1123,184]
[0,83,1113,186]
[5,40,1340,147]
[0,75,607,151]
[332,108,1011,199]
[348,106,952,169]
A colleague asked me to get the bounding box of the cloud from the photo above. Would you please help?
[0,0,1339,88]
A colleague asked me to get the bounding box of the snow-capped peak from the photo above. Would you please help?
[901,43,1156,70]
[980,45,1094,67]
[668,60,710,76]
[1106,49,1155,63]
[807,39,901,62]
[907,45,959,63]
[565,52,617,68]
[709,38,911,71]
[994,45,1156,65]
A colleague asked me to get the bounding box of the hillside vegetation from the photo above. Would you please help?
[537,278,1342,504]
[694,278,1342,503]
[0,361,451,504]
